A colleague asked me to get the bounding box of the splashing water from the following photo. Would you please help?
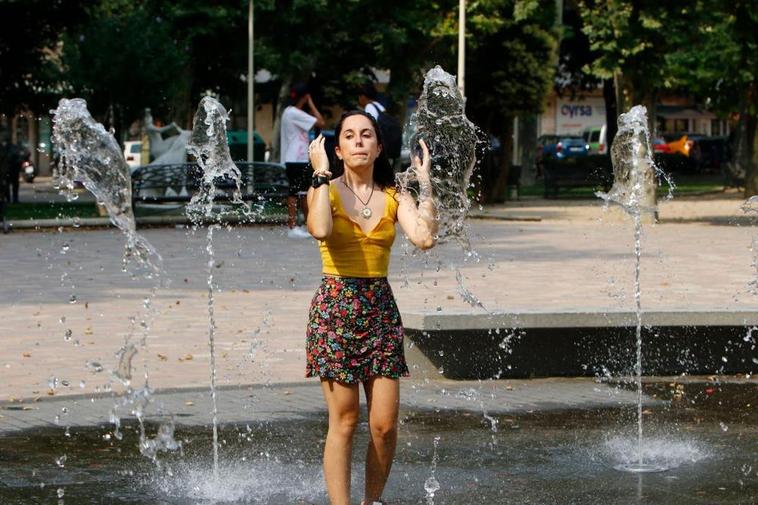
[398,65,482,248]
[50,97,175,462]
[597,105,674,218]
[424,435,442,504]
[398,66,488,310]
[150,459,324,504]
[742,196,758,295]
[50,98,162,275]
[597,105,675,473]
[186,96,250,222]
[603,435,710,472]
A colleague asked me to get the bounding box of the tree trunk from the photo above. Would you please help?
[519,114,538,186]
[637,90,658,139]
[743,106,758,196]
[484,117,513,203]
[614,71,627,118]
[604,78,618,149]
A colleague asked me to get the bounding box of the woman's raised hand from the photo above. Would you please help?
[308,134,331,177]
[411,138,431,186]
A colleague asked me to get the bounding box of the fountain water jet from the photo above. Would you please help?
[597,105,675,473]
[51,98,162,275]
[50,98,179,462]
[185,95,252,479]
[397,66,489,311]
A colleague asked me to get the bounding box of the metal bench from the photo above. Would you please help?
[131,161,289,211]
[543,155,612,198]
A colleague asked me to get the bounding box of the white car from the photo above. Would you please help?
[123,141,143,171]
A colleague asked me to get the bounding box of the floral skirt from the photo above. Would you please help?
[306,276,409,384]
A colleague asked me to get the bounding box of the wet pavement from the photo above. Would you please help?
[0,381,755,504]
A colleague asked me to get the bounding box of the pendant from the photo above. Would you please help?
[361,207,372,219]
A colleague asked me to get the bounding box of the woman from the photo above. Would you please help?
[306,110,437,505]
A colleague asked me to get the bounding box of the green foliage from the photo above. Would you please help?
[0,0,86,114]
[61,5,189,129]
[664,1,757,115]
[577,0,681,97]
[466,0,558,128]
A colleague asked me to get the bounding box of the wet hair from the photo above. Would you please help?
[334,110,394,189]
[357,82,378,100]
[289,82,309,105]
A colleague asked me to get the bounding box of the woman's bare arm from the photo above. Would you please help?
[397,139,437,250]
[306,134,333,239]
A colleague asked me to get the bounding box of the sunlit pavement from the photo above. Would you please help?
[0,193,754,403]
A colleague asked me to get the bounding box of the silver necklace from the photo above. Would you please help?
[342,179,375,219]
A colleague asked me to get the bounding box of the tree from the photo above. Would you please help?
[254,0,455,158]
[664,1,758,196]
[577,0,689,136]
[0,0,85,115]
[459,0,559,202]
[61,5,189,138]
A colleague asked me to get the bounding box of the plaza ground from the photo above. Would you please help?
[0,189,755,404]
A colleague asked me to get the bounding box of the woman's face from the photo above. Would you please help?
[335,114,382,170]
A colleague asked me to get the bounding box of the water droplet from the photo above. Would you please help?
[59,316,66,324]
[57,488,65,498]
[79,380,86,388]
[48,376,58,390]
[719,422,728,432]
[72,216,81,228]
[68,294,77,304]
[55,455,67,467]
[60,243,70,254]
[64,329,72,341]
[86,361,103,373]
[424,476,440,494]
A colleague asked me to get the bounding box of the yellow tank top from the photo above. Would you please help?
[319,184,399,278]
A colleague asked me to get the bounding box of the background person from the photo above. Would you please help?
[357,83,384,120]
[0,134,10,232]
[280,82,325,238]
[305,110,437,505]
[2,140,23,204]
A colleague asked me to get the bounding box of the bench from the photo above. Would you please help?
[131,161,289,212]
[542,154,612,198]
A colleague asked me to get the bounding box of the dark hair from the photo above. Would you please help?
[289,82,309,105]
[357,82,378,100]
[334,110,394,189]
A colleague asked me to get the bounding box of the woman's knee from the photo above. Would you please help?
[369,419,398,441]
[329,412,360,438]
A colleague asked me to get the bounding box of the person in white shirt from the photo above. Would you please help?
[280,83,325,237]
[357,83,385,120]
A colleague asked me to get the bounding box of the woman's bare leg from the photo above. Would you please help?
[362,377,400,504]
[287,195,297,228]
[321,379,360,505]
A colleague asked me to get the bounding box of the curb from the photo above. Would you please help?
[5,214,289,230]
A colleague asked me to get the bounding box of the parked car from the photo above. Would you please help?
[537,135,589,163]
[582,125,607,154]
[653,133,727,173]
[123,141,142,171]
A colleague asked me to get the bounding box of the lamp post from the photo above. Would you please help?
[457,0,466,96]
[246,0,254,162]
